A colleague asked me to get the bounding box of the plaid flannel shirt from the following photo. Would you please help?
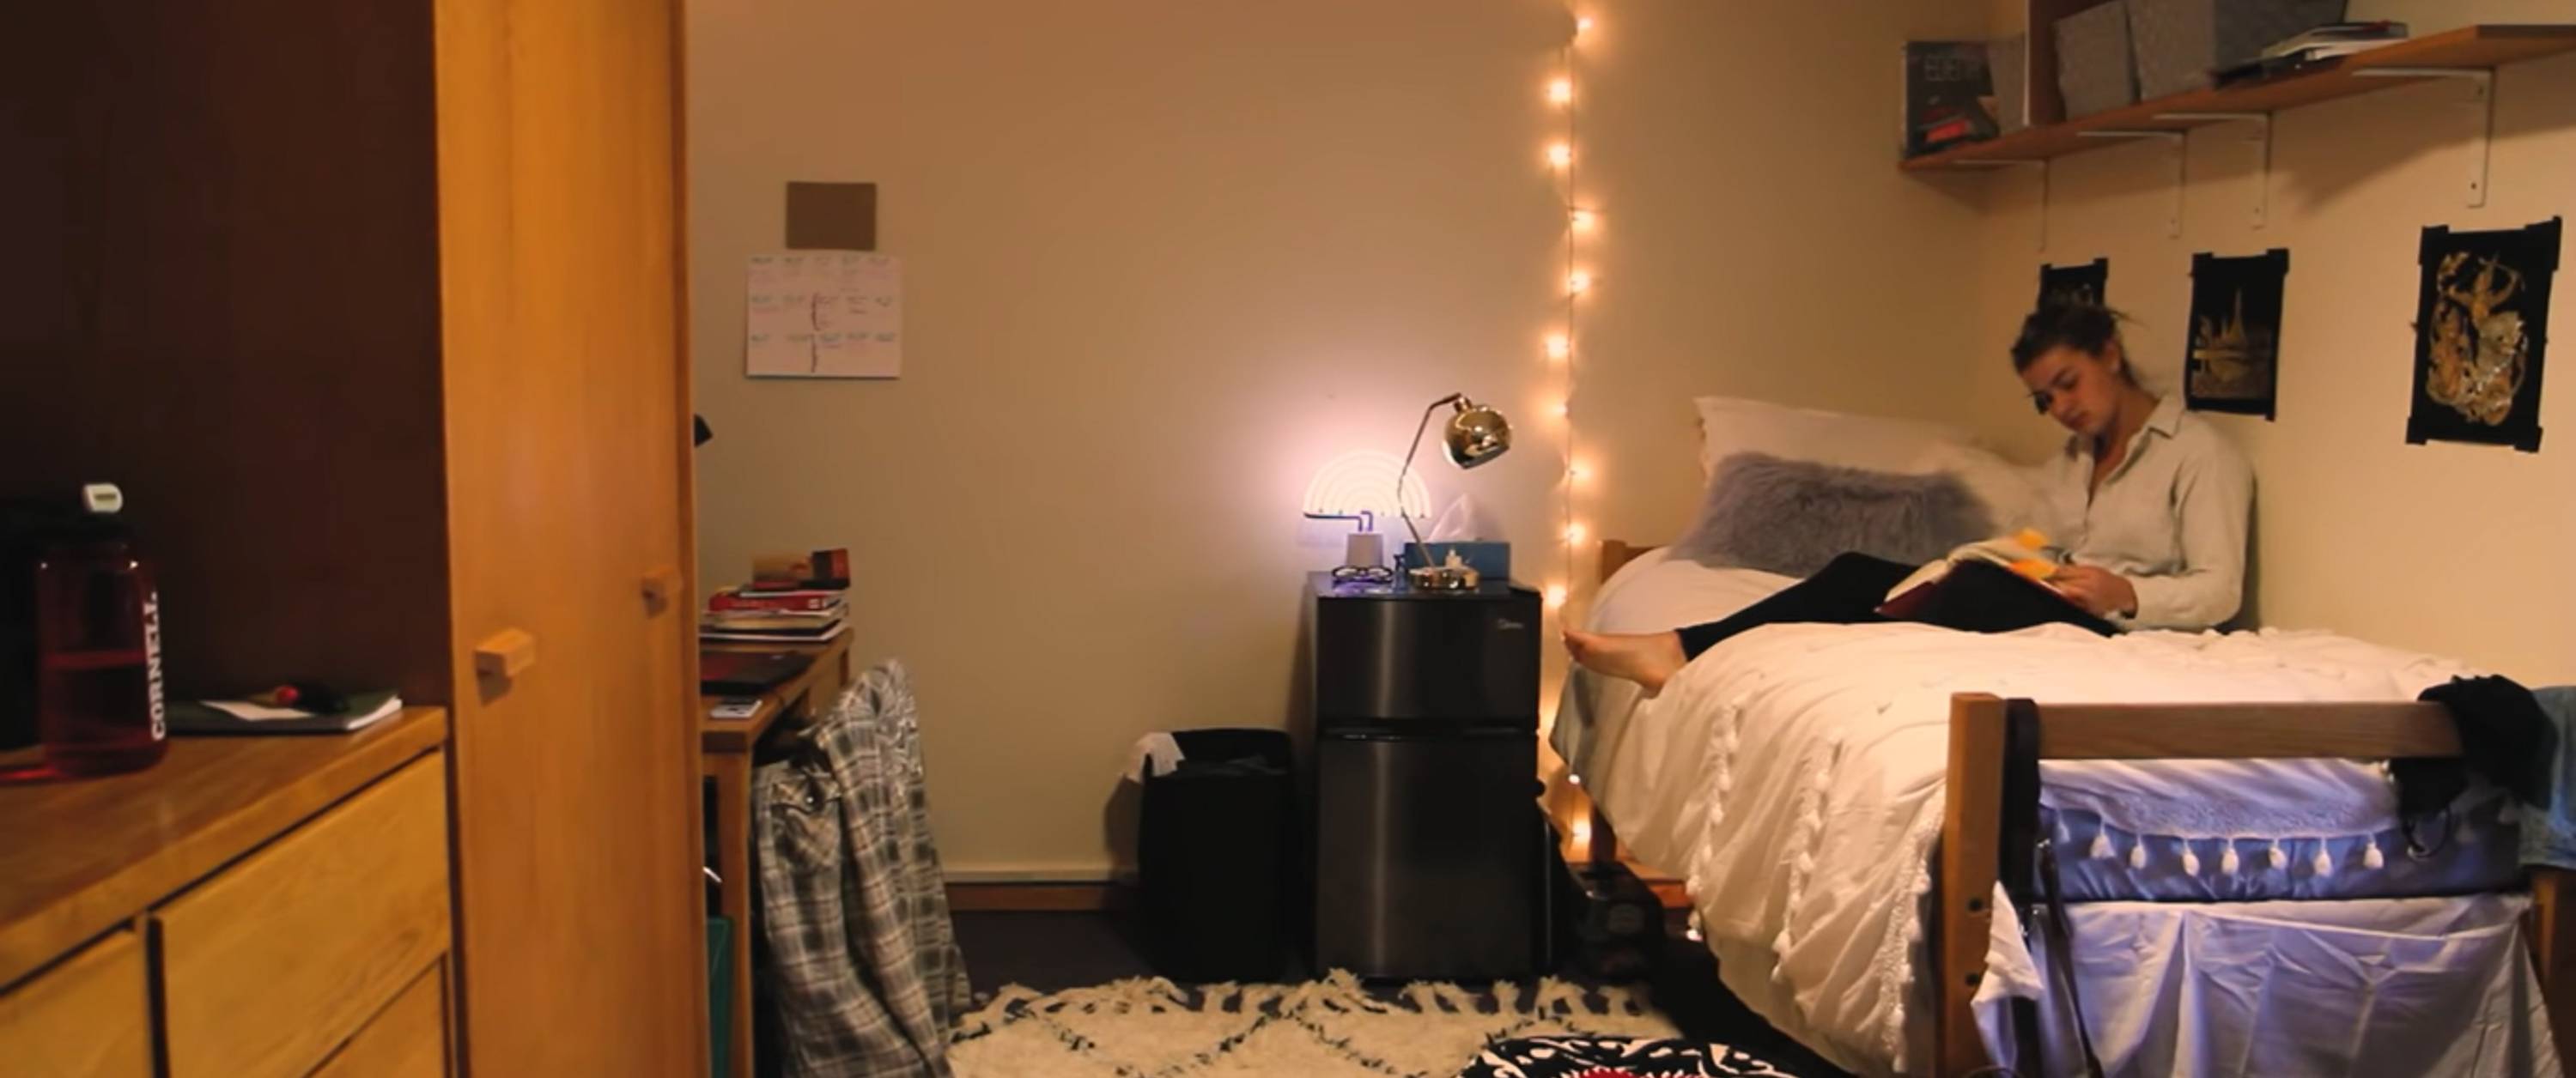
[756,660,972,1077]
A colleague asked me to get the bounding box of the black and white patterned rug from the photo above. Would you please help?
[1461,1035,1800,1077]
[951,971,1802,1077]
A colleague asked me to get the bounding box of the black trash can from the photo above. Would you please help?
[1138,728,1294,983]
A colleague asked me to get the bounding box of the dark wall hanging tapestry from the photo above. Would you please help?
[2410,217,2559,452]
[2185,249,2289,420]
[2039,257,2109,309]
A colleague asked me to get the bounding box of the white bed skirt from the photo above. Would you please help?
[1698,893,2560,1077]
[1975,894,2561,1078]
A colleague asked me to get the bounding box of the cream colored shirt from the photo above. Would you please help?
[2033,394,2253,631]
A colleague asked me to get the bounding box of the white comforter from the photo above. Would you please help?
[1589,616,2494,1074]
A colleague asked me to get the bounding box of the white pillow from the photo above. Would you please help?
[1587,547,1795,633]
[1692,396,1971,481]
[1908,440,2057,535]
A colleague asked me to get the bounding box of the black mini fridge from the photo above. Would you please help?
[1306,572,1546,980]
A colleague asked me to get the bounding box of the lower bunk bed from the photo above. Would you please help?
[1558,542,2573,1077]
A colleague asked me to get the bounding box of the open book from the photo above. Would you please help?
[1875,530,2083,620]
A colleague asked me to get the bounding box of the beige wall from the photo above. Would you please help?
[1965,3,2576,682]
[1577,1,1996,551]
[688,0,1990,877]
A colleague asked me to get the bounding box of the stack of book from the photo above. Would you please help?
[701,584,848,643]
[2260,21,2409,63]
[2218,21,2409,85]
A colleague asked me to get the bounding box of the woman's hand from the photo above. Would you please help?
[2049,564,2138,619]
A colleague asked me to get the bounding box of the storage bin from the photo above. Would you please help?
[708,916,733,1078]
[2054,0,2139,118]
[2128,0,2346,99]
[1554,858,1661,982]
[1139,728,1296,982]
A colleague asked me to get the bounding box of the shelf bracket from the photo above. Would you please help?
[2077,130,2187,237]
[2156,112,2271,230]
[2354,68,2494,207]
[1955,159,2050,251]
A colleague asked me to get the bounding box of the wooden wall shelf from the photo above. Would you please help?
[1903,24,2576,172]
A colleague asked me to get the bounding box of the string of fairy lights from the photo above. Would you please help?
[1542,13,1594,615]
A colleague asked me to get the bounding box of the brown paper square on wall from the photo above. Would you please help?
[785,182,876,251]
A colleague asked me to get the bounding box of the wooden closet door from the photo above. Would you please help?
[434,0,705,1073]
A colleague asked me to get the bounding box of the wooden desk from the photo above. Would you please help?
[699,633,852,1078]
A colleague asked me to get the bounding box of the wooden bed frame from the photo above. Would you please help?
[1583,540,2576,1076]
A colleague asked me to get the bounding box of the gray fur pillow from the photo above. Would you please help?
[1670,452,1995,577]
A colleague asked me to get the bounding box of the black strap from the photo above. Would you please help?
[2001,700,2047,1071]
[2000,700,2043,916]
[2036,838,2106,1078]
[2002,700,2105,1078]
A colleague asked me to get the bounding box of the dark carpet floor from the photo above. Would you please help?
[951,910,1849,1077]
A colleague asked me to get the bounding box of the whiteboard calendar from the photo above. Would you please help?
[744,251,902,379]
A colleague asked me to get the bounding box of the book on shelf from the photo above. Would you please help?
[2260,21,2408,60]
[1901,40,2002,158]
[2220,21,2410,84]
[168,689,404,735]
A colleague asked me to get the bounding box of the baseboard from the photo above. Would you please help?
[947,881,1133,912]
[944,864,1120,884]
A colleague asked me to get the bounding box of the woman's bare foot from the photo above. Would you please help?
[1563,629,1688,693]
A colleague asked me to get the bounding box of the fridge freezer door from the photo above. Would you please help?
[1313,731,1540,979]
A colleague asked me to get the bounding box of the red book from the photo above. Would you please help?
[708,587,846,613]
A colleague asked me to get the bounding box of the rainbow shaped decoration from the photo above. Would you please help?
[1302,450,1431,526]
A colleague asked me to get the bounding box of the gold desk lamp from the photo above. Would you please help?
[1397,392,1511,590]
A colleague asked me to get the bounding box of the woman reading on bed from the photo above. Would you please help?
[1567,301,2253,693]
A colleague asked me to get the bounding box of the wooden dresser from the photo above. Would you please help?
[0,711,452,1077]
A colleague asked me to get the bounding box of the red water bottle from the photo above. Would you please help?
[32,488,166,777]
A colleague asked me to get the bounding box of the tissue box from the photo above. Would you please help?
[1400,542,1510,580]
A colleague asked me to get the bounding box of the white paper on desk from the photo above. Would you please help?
[198,696,403,730]
[206,700,310,721]
[745,251,903,379]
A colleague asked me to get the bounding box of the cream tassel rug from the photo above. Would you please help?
[951,971,1704,1077]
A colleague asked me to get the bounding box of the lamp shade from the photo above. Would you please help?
[1443,398,1512,469]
